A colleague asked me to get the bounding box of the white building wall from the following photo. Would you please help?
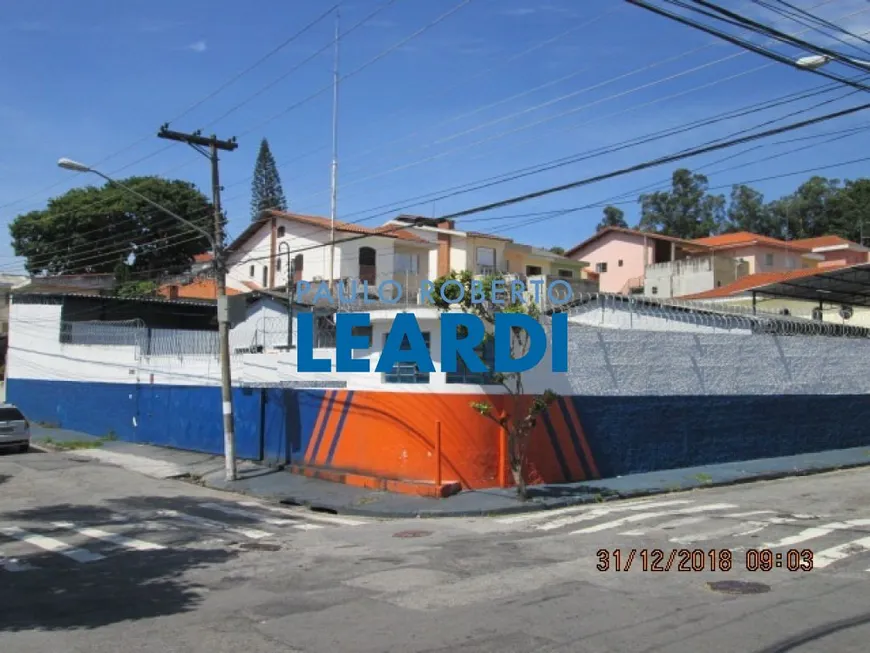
[10,301,870,400]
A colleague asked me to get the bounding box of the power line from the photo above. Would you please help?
[435,99,870,222]
[237,0,477,138]
[751,0,870,54]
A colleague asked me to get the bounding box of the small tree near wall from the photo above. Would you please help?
[431,270,558,499]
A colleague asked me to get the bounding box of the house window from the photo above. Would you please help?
[352,325,373,349]
[618,259,624,267]
[262,266,268,287]
[446,339,496,385]
[765,253,774,266]
[276,258,282,271]
[651,286,658,295]
[277,225,285,238]
[526,265,543,276]
[382,331,431,384]
[477,247,496,274]
[249,265,255,277]
[395,252,419,274]
[557,269,574,279]
[293,254,303,282]
[596,262,608,273]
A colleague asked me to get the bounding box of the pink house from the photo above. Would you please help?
[790,235,870,268]
[564,227,709,294]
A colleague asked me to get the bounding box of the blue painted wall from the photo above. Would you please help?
[11,378,870,481]
[6,379,325,464]
[570,395,870,479]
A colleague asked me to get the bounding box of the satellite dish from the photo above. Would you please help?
[839,305,853,320]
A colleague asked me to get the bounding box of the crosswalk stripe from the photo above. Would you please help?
[293,523,324,531]
[236,501,366,526]
[0,526,104,563]
[496,498,688,525]
[813,536,870,569]
[571,503,737,534]
[200,503,300,526]
[534,500,695,531]
[0,555,38,572]
[535,499,692,531]
[155,510,272,539]
[52,522,166,551]
[621,515,709,535]
[763,519,870,548]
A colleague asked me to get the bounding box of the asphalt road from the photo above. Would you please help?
[2,449,870,652]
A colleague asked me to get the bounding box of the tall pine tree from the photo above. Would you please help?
[250,138,287,221]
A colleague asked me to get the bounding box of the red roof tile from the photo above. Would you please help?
[157,277,241,301]
[691,231,812,252]
[680,264,852,300]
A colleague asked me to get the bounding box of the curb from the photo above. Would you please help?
[254,459,870,519]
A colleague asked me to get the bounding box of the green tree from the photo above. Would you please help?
[250,138,287,221]
[431,270,557,499]
[724,185,779,236]
[638,169,726,239]
[596,205,628,231]
[9,177,214,277]
[828,178,870,244]
[549,246,566,255]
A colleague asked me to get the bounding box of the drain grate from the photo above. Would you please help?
[393,530,432,538]
[707,580,771,595]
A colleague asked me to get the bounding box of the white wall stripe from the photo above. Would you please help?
[52,521,166,551]
[155,509,272,539]
[0,526,104,563]
[571,503,737,534]
[535,500,695,531]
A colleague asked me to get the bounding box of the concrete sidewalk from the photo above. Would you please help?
[28,425,870,517]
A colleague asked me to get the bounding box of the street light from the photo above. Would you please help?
[795,54,870,71]
[57,157,238,482]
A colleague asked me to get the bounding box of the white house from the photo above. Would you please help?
[225,210,436,298]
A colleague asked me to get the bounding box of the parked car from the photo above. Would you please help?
[0,403,30,453]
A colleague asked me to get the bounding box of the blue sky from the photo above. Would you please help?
[2,0,870,273]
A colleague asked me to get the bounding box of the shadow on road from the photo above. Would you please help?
[0,495,246,632]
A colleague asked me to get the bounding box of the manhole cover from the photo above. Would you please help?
[393,530,432,538]
[239,541,282,552]
[707,580,770,595]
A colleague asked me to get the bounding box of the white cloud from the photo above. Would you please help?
[187,40,207,53]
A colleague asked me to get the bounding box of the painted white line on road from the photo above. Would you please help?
[496,497,690,525]
[535,500,695,531]
[571,504,737,534]
[725,511,777,518]
[763,519,870,548]
[670,519,773,544]
[812,536,870,569]
[0,526,104,563]
[155,510,272,539]
[0,555,38,572]
[200,503,300,526]
[292,523,324,531]
[620,515,709,535]
[52,522,166,551]
[236,501,366,526]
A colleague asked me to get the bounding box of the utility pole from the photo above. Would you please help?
[328,7,340,290]
[157,124,239,481]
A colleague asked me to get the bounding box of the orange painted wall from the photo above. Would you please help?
[297,390,600,489]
